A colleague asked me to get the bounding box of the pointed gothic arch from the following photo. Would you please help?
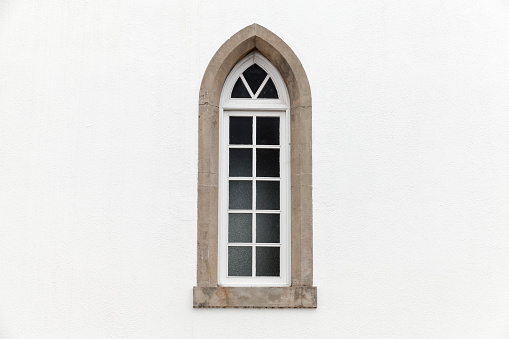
[194,24,316,308]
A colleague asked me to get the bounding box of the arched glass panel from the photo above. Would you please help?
[243,64,267,94]
[231,78,251,98]
[258,78,278,98]
[230,61,279,99]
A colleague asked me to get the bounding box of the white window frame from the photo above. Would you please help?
[218,52,291,287]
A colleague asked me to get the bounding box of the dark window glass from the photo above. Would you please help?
[258,77,278,98]
[229,180,252,210]
[228,246,252,276]
[242,64,267,95]
[229,213,252,243]
[256,149,279,177]
[231,77,251,98]
[229,148,252,177]
[256,247,280,276]
[256,213,280,243]
[256,117,279,145]
[256,181,280,210]
[230,117,252,145]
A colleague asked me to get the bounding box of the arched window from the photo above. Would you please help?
[194,24,316,308]
[218,52,290,287]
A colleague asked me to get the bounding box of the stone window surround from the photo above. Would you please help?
[194,24,316,308]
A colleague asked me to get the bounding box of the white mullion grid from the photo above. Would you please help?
[220,110,289,286]
[219,52,291,286]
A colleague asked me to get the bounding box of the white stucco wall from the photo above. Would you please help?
[1,0,509,337]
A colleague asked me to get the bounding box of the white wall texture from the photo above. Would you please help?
[1,0,509,338]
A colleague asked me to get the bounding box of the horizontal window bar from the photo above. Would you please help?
[228,210,281,213]
[227,243,281,246]
[228,145,281,148]
[228,177,281,181]
[228,144,254,148]
[223,104,287,111]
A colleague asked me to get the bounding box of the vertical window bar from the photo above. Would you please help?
[225,114,229,277]
[252,114,257,277]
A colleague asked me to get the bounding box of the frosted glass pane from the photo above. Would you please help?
[230,149,252,177]
[231,77,251,98]
[229,180,252,210]
[256,117,279,145]
[229,213,252,243]
[256,149,279,177]
[258,77,278,99]
[256,247,280,276]
[256,181,280,210]
[242,64,267,94]
[256,213,280,243]
[230,117,252,145]
[228,246,252,276]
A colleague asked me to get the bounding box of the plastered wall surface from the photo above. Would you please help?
[1,1,509,338]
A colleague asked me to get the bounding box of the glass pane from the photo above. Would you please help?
[256,149,279,177]
[256,117,279,145]
[256,213,280,243]
[231,77,251,98]
[229,180,252,209]
[242,64,267,94]
[229,149,252,177]
[229,213,252,243]
[228,246,252,276]
[230,117,252,145]
[256,247,280,276]
[256,181,280,210]
[258,77,278,99]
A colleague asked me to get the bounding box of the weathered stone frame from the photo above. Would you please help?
[194,24,316,308]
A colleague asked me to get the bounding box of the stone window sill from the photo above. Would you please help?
[193,286,317,308]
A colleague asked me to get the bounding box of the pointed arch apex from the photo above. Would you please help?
[200,25,311,108]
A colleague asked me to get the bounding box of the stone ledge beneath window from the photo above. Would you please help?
[193,286,317,308]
